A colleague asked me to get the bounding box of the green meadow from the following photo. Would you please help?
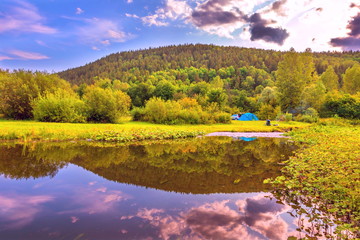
[0,118,309,142]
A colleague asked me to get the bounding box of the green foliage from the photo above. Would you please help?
[142,97,181,124]
[32,89,87,123]
[127,82,155,107]
[207,88,228,108]
[267,124,360,238]
[130,107,146,121]
[276,112,293,122]
[153,80,176,100]
[320,65,339,92]
[258,87,278,107]
[275,52,315,112]
[134,97,230,124]
[294,107,319,123]
[0,70,71,119]
[94,128,204,142]
[257,104,281,120]
[300,79,326,111]
[83,86,131,123]
[58,44,358,87]
[342,63,360,94]
[321,94,360,119]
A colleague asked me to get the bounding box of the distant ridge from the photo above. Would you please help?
[58,44,360,85]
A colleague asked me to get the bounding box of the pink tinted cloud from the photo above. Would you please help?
[0,55,13,61]
[0,0,57,34]
[8,50,49,60]
[0,194,54,230]
[133,194,294,240]
[58,187,131,215]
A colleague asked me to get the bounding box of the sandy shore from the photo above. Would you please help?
[206,132,289,138]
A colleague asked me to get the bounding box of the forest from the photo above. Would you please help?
[1,44,360,124]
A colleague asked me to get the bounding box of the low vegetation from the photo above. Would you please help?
[0,119,309,142]
[266,119,360,239]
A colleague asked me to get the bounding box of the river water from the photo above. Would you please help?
[0,136,303,240]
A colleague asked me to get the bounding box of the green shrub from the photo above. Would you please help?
[83,87,131,123]
[257,104,281,120]
[295,114,319,123]
[142,97,181,124]
[321,94,360,119]
[179,109,211,124]
[213,112,231,123]
[131,107,146,121]
[137,97,230,124]
[32,90,87,123]
[277,112,293,121]
[0,71,72,119]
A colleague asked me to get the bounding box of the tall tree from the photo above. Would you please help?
[342,64,360,95]
[275,52,315,112]
[320,65,339,92]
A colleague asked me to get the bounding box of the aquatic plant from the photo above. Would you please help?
[266,123,360,239]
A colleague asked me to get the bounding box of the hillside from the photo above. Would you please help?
[58,44,359,85]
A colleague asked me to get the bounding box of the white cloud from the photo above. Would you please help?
[76,7,84,15]
[127,0,133,3]
[75,18,133,47]
[141,15,169,26]
[0,0,57,34]
[125,13,139,18]
[139,0,192,26]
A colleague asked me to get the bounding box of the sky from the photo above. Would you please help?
[0,0,359,72]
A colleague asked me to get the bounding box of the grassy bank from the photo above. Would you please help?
[266,119,360,238]
[0,119,310,142]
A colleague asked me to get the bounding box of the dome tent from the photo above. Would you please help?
[238,113,259,121]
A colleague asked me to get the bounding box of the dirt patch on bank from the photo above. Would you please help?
[206,132,289,138]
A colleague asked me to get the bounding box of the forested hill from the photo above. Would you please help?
[58,44,359,85]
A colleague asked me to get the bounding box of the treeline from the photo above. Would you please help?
[1,45,360,124]
[59,44,358,86]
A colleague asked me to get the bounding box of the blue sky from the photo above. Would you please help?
[0,0,359,72]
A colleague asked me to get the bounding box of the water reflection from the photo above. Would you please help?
[0,137,296,193]
[0,137,302,239]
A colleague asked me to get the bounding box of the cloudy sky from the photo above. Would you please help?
[0,0,359,72]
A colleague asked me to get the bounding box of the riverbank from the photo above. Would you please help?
[266,119,360,238]
[0,119,309,142]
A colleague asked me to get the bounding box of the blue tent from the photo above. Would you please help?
[240,137,257,141]
[238,113,259,121]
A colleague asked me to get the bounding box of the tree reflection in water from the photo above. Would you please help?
[1,137,323,239]
[0,137,297,193]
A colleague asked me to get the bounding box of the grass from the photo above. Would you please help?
[0,118,310,142]
[266,119,360,238]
